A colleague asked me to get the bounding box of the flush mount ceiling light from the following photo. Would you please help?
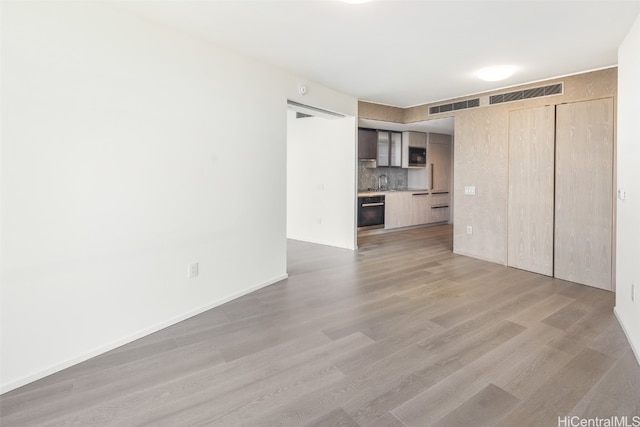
[477,65,516,82]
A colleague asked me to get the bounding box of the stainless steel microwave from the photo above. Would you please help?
[408,147,427,167]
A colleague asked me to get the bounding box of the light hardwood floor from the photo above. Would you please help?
[1,225,639,426]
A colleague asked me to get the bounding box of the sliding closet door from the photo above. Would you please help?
[508,106,555,276]
[555,98,614,290]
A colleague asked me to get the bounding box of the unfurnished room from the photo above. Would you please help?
[1,1,640,426]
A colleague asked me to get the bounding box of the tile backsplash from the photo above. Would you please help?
[358,162,408,191]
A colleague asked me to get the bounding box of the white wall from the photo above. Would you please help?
[287,111,356,250]
[615,13,640,363]
[0,1,356,393]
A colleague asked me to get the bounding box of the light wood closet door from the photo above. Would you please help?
[555,98,614,290]
[508,106,555,276]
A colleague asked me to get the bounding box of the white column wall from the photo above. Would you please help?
[287,110,356,250]
[615,12,640,363]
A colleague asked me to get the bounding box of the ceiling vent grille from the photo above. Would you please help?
[489,83,563,105]
[429,98,480,115]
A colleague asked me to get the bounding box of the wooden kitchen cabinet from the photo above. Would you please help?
[377,130,390,167]
[358,128,377,160]
[427,133,452,192]
[429,192,450,205]
[429,191,450,224]
[385,191,438,229]
[390,132,402,167]
[429,205,450,223]
[402,131,427,168]
[402,131,427,148]
[373,130,402,168]
[410,192,431,225]
[385,192,412,229]
[359,128,402,167]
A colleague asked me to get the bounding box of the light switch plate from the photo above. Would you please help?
[464,186,476,195]
[618,189,626,200]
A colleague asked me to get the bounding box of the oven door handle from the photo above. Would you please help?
[361,202,385,207]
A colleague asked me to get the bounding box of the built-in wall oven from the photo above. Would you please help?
[358,195,385,229]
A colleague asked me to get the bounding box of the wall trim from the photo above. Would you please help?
[614,307,640,368]
[0,274,288,395]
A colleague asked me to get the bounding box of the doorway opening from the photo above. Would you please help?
[356,117,455,247]
[286,100,357,252]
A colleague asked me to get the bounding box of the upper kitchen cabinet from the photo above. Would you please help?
[402,131,427,168]
[358,128,377,161]
[403,131,427,147]
[377,130,390,166]
[390,132,402,167]
[427,133,452,192]
[376,130,402,167]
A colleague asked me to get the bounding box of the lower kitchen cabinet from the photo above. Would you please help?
[384,192,412,229]
[430,205,450,223]
[385,191,450,230]
[429,191,450,224]
[429,192,450,205]
[410,192,431,225]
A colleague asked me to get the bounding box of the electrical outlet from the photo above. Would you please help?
[618,189,626,200]
[188,262,199,279]
[466,225,473,235]
[464,186,476,195]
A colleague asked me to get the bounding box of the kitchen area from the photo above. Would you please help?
[357,119,454,234]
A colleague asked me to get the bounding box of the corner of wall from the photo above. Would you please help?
[614,10,640,367]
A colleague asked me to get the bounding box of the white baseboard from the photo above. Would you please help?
[0,273,288,395]
[614,306,640,367]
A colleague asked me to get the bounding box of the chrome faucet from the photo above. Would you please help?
[378,174,388,191]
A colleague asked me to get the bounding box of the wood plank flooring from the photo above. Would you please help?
[1,225,639,426]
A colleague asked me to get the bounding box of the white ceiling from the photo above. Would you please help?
[119,0,640,108]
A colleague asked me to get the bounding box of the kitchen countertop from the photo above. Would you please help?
[358,188,430,197]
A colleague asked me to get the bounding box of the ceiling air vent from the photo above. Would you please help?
[490,83,563,105]
[429,97,480,115]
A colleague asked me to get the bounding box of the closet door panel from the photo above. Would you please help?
[555,98,614,290]
[508,106,555,276]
